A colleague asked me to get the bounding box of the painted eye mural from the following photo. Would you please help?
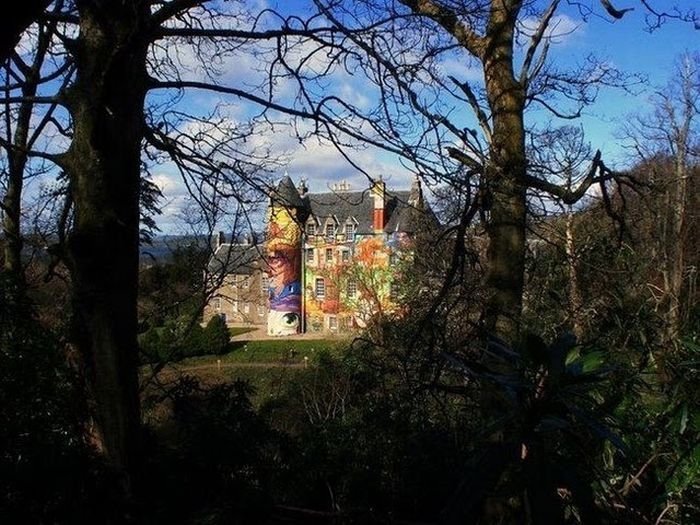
[268,310,301,336]
[266,204,303,336]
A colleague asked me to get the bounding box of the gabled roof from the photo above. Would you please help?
[305,189,417,234]
[207,243,264,275]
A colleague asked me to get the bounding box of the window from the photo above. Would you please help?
[341,250,350,263]
[306,248,314,264]
[389,252,398,265]
[328,316,338,331]
[315,277,325,298]
[306,222,316,236]
[243,303,250,314]
[212,297,221,310]
[347,279,357,298]
[325,222,336,242]
[345,222,356,241]
[258,305,266,316]
[390,282,399,301]
[232,301,239,312]
[242,276,249,289]
[261,273,269,292]
[325,248,333,263]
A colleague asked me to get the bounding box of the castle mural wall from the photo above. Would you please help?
[204,175,434,335]
[266,180,304,335]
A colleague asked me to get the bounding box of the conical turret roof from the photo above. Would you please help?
[271,175,304,209]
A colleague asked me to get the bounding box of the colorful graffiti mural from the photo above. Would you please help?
[303,235,399,332]
[267,206,302,336]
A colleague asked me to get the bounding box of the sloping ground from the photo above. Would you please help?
[139,338,345,426]
[229,323,346,342]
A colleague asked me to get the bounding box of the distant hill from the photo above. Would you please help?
[139,235,209,265]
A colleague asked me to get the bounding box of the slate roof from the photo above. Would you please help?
[209,178,438,274]
[271,175,304,209]
[207,243,264,275]
[304,189,422,234]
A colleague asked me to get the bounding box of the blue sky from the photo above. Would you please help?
[119,2,700,232]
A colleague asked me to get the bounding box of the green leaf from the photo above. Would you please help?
[680,404,689,435]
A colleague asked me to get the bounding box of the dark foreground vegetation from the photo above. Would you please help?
[2,173,700,523]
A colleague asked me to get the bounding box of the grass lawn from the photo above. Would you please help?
[179,338,347,367]
[142,339,347,417]
[228,326,256,337]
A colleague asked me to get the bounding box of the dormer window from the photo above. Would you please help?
[325,222,336,242]
[306,222,317,236]
[344,221,356,241]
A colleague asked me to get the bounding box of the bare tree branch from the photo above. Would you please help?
[600,0,634,20]
[399,0,487,58]
[520,0,560,85]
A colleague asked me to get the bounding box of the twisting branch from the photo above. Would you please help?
[520,0,560,85]
[449,76,492,142]
[522,149,623,204]
[600,0,634,20]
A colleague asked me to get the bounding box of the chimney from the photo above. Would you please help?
[371,176,386,233]
[215,231,225,250]
[408,175,423,207]
[298,177,308,198]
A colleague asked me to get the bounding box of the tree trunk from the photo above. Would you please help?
[482,1,527,342]
[2,70,37,283]
[662,154,688,348]
[566,210,584,339]
[62,0,150,493]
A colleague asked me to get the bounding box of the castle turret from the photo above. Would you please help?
[266,176,304,336]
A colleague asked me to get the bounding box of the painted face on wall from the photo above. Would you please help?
[266,206,302,336]
[268,246,301,305]
[266,242,302,335]
[269,247,299,293]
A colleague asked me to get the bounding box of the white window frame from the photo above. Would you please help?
[347,279,357,298]
[315,277,326,298]
[390,282,399,301]
[345,221,356,241]
[325,222,336,242]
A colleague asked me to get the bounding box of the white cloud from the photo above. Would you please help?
[438,58,483,83]
[151,172,187,198]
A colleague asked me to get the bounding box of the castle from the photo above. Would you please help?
[203,175,433,335]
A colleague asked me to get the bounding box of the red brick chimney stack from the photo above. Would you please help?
[371,176,386,233]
